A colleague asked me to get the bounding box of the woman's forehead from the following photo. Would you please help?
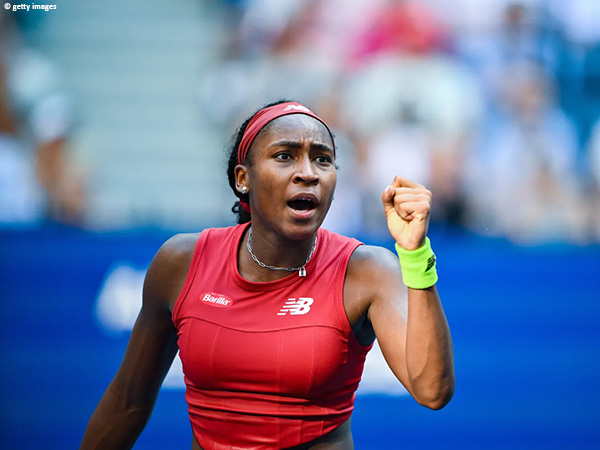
[259,114,333,145]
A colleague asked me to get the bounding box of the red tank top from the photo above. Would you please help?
[172,223,372,449]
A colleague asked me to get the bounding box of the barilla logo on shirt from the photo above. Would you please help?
[200,292,233,308]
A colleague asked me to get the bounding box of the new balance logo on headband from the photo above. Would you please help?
[277,297,313,315]
[238,101,334,166]
[283,104,311,113]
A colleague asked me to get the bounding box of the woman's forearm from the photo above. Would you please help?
[404,285,454,409]
[80,382,152,450]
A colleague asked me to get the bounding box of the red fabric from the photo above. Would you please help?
[172,223,371,449]
[237,102,333,166]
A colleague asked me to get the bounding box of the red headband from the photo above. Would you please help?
[237,102,334,214]
[237,102,334,165]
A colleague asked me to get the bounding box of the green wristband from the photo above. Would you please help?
[395,237,438,289]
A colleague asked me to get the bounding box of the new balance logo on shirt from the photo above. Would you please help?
[278,297,313,316]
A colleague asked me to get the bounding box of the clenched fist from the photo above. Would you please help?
[381,176,432,251]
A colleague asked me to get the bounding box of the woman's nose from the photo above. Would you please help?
[293,155,318,185]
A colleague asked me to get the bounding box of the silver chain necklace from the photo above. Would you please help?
[246,226,317,277]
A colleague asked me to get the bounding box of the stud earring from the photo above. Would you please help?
[241,186,248,195]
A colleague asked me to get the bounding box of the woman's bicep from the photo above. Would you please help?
[80,236,195,448]
[352,246,413,393]
[110,233,196,407]
[110,284,179,410]
[362,247,453,407]
[368,277,413,393]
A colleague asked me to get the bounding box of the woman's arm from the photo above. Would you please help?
[347,176,454,409]
[80,233,197,449]
[366,257,454,410]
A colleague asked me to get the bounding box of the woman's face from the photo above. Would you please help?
[238,114,337,240]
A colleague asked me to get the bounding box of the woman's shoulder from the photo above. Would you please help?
[143,232,202,310]
[148,225,242,282]
[342,244,405,330]
[155,232,202,267]
[155,224,242,268]
[347,244,402,283]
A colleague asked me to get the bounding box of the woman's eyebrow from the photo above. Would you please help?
[268,140,334,153]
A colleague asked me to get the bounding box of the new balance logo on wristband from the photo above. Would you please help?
[396,238,438,289]
[425,255,436,272]
[277,297,313,316]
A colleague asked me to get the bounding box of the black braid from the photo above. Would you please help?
[226,99,294,224]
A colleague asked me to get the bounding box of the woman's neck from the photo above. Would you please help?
[238,224,317,282]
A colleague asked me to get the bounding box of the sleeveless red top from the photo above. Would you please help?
[172,223,371,449]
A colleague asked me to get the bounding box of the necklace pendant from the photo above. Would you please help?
[247,227,316,277]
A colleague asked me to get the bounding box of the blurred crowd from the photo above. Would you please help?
[203,0,600,244]
[0,9,85,227]
[1,0,600,245]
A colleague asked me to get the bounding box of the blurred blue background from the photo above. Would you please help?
[1,0,600,449]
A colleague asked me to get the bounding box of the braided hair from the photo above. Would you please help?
[226,99,294,224]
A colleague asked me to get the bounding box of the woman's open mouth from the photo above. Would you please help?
[287,194,319,219]
[287,198,317,211]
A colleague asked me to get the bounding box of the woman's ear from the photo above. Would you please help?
[234,164,249,195]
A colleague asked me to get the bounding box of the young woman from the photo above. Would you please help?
[80,100,454,449]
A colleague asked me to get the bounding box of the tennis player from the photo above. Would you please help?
[80,100,454,449]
